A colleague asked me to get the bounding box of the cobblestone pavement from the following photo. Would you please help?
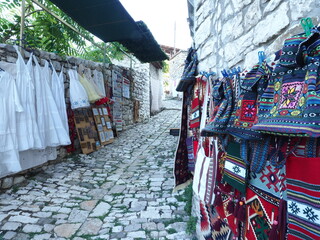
[0,99,195,240]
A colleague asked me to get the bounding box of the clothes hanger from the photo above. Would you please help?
[200,71,216,79]
[258,51,266,64]
[300,17,313,36]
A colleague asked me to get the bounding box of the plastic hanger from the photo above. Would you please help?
[221,69,229,78]
[300,17,313,36]
[258,51,266,64]
[200,71,216,79]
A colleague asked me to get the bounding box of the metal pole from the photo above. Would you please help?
[173,21,176,56]
[19,0,26,52]
[31,0,135,64]
[103,42,107,66]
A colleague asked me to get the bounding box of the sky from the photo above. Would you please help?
[120,0,192,50]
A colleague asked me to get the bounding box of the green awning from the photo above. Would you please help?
[48,0,168,62]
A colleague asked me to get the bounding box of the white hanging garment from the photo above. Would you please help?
[79,74,101,102]
[85,69,103,98]
[14,46,42,150]
[69,69,90,109]
[51,66,69,135]
[19,147,57,172]
[33,57,70,147]
[0,71,23,177]
[92,69,106,97]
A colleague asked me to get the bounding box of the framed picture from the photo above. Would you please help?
[104,131,109,141]
[99,131,105,142]
[92,108,99,116]
[103,107,109,115]
[101,117,106,126]
[97,124,103,132]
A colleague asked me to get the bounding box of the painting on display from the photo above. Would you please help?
[73,108,101,154]
[112,70,123,132]
[92,106,114,145]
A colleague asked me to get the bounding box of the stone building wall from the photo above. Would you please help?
[188,0,320,239]
[191,0,320,74]
[150,63,163,113]
[0,43,151,187]
[168,50,187,98]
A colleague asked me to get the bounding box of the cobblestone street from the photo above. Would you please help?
[0,99,194,240]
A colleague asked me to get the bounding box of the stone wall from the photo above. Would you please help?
[150,63,163,113]
[191,0,320,73]
[0,43,152,187]
[112,55,165,119]
[189,1,320,239]
[168,50,187,98]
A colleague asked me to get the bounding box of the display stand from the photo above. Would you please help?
[92,106,114,145]
[74,108,101,154]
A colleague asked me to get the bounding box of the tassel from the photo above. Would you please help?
[269,220,278,240]
[213,217,223,231]
[236,201,246,222]
[213,191,223,207]
[277,200,287,240]
[226,197,235,214]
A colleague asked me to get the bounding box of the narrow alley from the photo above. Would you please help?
[0,100,193,240]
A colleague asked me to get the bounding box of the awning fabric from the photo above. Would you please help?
[49,0,168,62]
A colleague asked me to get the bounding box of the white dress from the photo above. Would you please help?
[92,69,106,97]
[69,69,90,109]
[51,66,70,136]
[33,57,70,147]
[14,46,42,150]
[0,71,23,177]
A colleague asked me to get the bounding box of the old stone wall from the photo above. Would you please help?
[0,43,151,187]
[189,1,320,239]
[150,63,163,113]
[168,50,187,98]
[0,44,151,127]
[192,0,320,73]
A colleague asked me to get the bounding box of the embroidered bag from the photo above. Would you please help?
[192,79,218,204]
[286,155,320,240]
[245,187,281,240]
[201,76,234,136]
[227,62,271,140]
[253,30,320,137]
[176,48,198,92]
[189,77,205,128]
[245,154,288,240]
[223,141,248,194]
[213,145,243,237]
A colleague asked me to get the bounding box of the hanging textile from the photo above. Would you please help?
[192,77,218,204]
[51,66,69,135]
[65,105,77,153]
[286,156,320,240]
[69,69,90,109]
[78,74,101,102]
[33,57,70,147]
[19,147,57,172]
[92,69,106,97]
[253,30,320,137]
[173,91,193,191]
[14,46,42,150]
[0,71,23,176]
